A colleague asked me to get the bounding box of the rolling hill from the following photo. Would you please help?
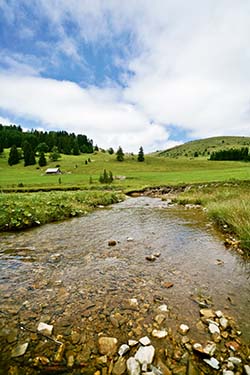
[158,136,250,158]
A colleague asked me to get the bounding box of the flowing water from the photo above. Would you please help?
[0,196,249,373]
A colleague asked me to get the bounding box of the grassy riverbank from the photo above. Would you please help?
[172,181,250,255]
[0,190,124,231]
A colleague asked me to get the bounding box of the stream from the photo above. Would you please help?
[0,196,249,374]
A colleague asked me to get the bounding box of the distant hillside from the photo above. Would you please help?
[158,136,250,158]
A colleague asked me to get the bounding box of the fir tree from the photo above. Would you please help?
[72,140,80,155]
[137,146,145,162]
[8,145,20,166]
[116,146,124,161]
[38,151,47,167]
[23,141,36,166]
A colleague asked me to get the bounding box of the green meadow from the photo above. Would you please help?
[0,148,250,254]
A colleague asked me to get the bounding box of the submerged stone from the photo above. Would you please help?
[135,345,155,370]
[203,357,220,370]
[127,357,140,375]
[152,329,168,338]
[37,322,53,336]
[11,342,29,357]
[98,336,118,356]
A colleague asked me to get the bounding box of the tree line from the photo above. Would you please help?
[210,147,250,161]
[0,124,94,155]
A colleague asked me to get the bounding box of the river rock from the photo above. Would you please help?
[118,344,130,356]
[222,371,234,375]
[37,322,53,336]
[158,304,168,312]
[200,308,215,319]
[220,317,229,329]
[244,365,250,375]
[128,340,138,347]
[139,336,151,346]
[127,357,140,375]
[11,342,29,357]
[179,324,189,335]
[146,255,157,261]
[203,357,220,370]
[225,341,240,352]
[98,337,118,356]
[54,343,65,362]
[113,357,127,375]
[135,345,155,371]
[209,323,220,335]
[66,351,74,367]
[154,314,166,325]
[108,240,117,246]
[228,357,242,366]
[215,310,224,318]
[152,329,168,338]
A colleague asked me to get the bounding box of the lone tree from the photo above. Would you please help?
[116,146,124,162]
[137,146,145,162]
[8,145,20,166]
[38,151,47,167]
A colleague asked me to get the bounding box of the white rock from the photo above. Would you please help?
[37,322,53,336]
[127,237,134,242]
[204,342,217,356]
[118,344,130,356]
[135,345,155,369]
[209,323,220,335]
[126,357,140,375]
[244,365,250,375]
[11,342,29,357]
[129,298,139,308]
[228,357,242,366]
[139,336,151,346]
[152,329,168,339]
[203,357,220,370]
[215,310,224,318]
[158,304,168,312]
[223,371,234,375]
[128,340,138,347]
[220,317,229,329]
[179,324,189,335]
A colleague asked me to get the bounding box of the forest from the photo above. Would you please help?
[210,147,250,161]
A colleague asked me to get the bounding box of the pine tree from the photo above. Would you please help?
[49,146,61,161]
[137,146,145,162]
[72,140,80,155]
[116,146,124,161]
[23,141,36,166]
[8,145,20,166]
[38,151,47,167]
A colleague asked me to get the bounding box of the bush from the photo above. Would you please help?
[99,169,113,184]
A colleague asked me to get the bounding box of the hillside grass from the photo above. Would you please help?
[158,136,250,158]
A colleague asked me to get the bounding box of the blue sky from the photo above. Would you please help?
[0,1,250,152]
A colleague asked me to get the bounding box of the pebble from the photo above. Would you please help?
[128,340,138,347]
[200,308,215,318]
[155,314,166,325]
[135,345,155,371]
[146,255,157,261]
[127,357,140,375]
[228,357,242,366]
[244,365,250,375]
[152,329,168,338]
[37,322,53,336]
[158,304,168,312]
[220,317,229,329]
[203,357,220,370]
[223,371,234,375]
[215,310,224,318]
[113,357,127,375]
[139,336,151,346]
[118,344,130,356]
[209,323,220,335]
[179,324,189,335]
[11,342,29,357]
[98,337,118,356]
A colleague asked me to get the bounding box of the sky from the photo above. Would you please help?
[0,0,250,153]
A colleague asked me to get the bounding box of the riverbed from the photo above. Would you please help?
[0,196,249,374]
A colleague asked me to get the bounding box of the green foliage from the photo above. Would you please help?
[210,147,249,161]
[36,142,49,154]
[0,191,124,231]
[8,145,20,166]
[22,141,36,166]
[38,152,47,167]
[137,146,145,162]
[72,140,80,155]
[108,147,114,154]
[116,146,124,161]
[49,146,61,161]
[99,169,113,183]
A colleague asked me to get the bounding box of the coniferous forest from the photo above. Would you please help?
[0,124,94,155]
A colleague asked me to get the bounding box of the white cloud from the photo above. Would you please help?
[1,0,250,152]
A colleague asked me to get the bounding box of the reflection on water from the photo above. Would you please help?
[0,196,249,372]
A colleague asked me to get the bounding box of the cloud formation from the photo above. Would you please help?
[0,0,250,152]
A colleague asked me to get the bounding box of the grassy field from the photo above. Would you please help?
[0,148,250,255]
[1,149,250,190]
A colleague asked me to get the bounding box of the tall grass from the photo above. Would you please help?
[173,182,250,254]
